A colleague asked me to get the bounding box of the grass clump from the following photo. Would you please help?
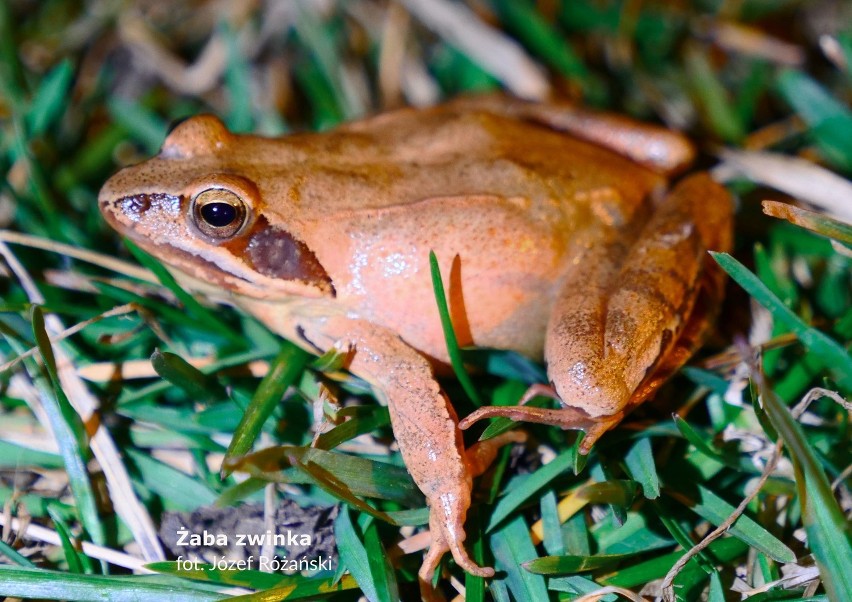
[1,1,850,600]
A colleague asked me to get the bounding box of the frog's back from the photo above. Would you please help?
[285,106,665,362]
[264,104,662,224]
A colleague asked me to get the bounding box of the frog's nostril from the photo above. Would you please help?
[114,192,182,216]
[123,195,151,212]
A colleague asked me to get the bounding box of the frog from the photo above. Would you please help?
[98,95,732,587]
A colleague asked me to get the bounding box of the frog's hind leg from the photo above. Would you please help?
[419,429,527,585]
[459,402,619,455]
[466,430,528,477]
[446,94,696,175]
[462,174,732,454]
[458,228,631,454]
[305,317,532,588]
[296,317,494,585]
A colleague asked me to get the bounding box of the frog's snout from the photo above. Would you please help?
[100,191,181,228]
[101,194,149,216]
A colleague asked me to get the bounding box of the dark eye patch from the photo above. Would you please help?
[244,216,335,295]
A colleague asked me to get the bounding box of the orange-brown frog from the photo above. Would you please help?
[99,96,732,586]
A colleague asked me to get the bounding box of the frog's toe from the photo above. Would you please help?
[576,415,623,454]
[459,404,597,432]
[460,562,495,578]
[459,404,624,454]
[447,537,494,578]
[418,512,494,584]
[518,383,559,405]
[466,430,527,477]
[418,541,447,584]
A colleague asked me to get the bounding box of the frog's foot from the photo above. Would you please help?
[417,430,526,585]
[418,503,495,585]
[466,430,528,477]
[518,383,560,405]
[459,405,619,454]
[418,520,490,602]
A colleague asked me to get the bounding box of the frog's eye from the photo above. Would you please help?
[191,188,248,239]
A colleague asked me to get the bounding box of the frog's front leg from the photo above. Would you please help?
[295,315,524,583]
[461,174,732,454]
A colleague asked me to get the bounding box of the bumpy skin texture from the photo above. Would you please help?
[99,96,732,589]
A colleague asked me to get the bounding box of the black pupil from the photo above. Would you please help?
[200,202,237,227]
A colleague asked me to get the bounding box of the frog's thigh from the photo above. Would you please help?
[447,94,695,174]
[462,174,731,452]
[460,239,631,448]
[459,236,629,446]
[618,173,732,406]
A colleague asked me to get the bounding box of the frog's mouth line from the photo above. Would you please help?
[100,195,255,294]
[100,195,335,300]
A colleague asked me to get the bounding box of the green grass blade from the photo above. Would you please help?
[577,480,640,506]
[669,484,796,563]
[428,250,481,405]
[540,490,564,556]
[29,307,87,449]
[334,508,379,602]
[363,520,399,602]
[126,448,218,510]
[223,23,253,133]
[293,457,394,523]
[0,538,36,568]
[681,367,731,397]
[313,406,390,451]
[674,415,757,473]
[293,60,343,130]
[223,342,309,465]
[708,571,725,602]
[711,252,852,391]
[654,501,715,573]
[525,551,637,575]
[107,98,168,154]
[0,566,228,601]
[150,350,229,404]
[754,374,852,600]
[776,69,852,123]
[23,308,106,548]
[46,506,85,574]
[762,200,852,246]
[293,4,361,121]
[491,0,589,81]
[147,561,358,597]
[465,511,486,602]
[225,576,359,600]
[776,69,852,170]
[26,58,73,137]
[623,437,660,499]
[549,575,618,600]
[603,538,747,588]
[685,45,744,143]
[490,515,548,601]
[227,445,421,506]
[487,446,577,531]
